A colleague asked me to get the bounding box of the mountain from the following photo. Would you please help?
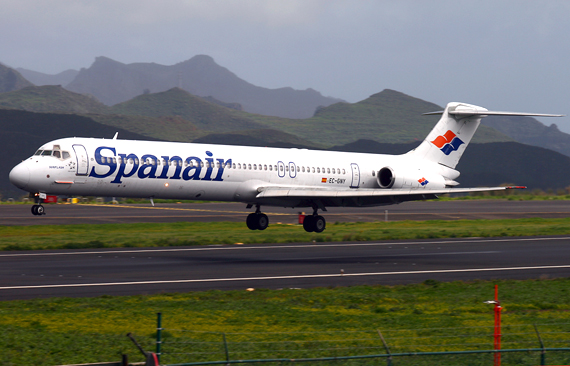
[16,67,79,86]
[249,89,512,145]
[108,87,265,132]
[482,116,570,157]
[193,129,322,149]
[65,55,343,118]
[0,63,34,93]
[0,85,108,114]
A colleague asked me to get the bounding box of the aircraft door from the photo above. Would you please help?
[289,162,297,178]
[73,144,89,176]
[350,163,360,188]
[277,161,285,178]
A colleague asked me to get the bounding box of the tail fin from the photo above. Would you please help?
[409,102,563,169]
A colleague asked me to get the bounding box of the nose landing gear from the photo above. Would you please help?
[31,192,46,216]
[31,204,45,216]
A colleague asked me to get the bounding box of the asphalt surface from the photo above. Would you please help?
[1,200,569,300]
[2,199,570,226]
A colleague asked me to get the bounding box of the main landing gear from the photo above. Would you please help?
[246,205,269,231]
[245,205,327,233]
[302,213,326,233]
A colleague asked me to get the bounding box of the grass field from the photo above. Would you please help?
[1,279,570,365]
[1,217,570,251]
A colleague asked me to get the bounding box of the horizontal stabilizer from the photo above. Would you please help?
[423,110,564,117]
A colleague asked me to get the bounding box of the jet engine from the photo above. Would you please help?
[377,166,448,189]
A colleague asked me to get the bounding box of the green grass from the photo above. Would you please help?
[1,279,570,365]
[2,217,570,251]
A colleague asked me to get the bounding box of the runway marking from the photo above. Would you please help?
[2,264,570,291]
[0,236,567,258]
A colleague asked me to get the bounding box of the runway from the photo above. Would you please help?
[1,236,570,300]
[1,199,570,226]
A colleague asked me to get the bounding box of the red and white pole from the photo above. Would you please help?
[493,284,502,366]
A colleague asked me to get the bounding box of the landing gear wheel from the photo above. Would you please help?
[303,215,326,233]
[255,213,269,231]
[313,215,326,233]
[303,215,315,232]
[246,213,269,230]
[31,204,45,216]
[246,213,258,230]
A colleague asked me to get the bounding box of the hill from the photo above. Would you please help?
[483,116,570,157]
[16,67,78,86]
[0,63,33,93]
[248,89,512,145]
[65,55,343,118]
[108,87,265,132]
[0,85,108,114]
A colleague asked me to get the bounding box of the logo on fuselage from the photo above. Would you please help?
[431,130,464,155]
[88,146,231,183]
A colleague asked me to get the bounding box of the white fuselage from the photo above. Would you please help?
[9,137,447,208]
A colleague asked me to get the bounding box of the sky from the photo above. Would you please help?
[1,0,569,131]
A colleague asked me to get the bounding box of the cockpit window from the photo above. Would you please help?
[53,151,61,159]
[34,150,43,156]
[62,151,70,159]
[41,150,53,156]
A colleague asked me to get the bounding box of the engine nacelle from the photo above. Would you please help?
[377,166,447,189]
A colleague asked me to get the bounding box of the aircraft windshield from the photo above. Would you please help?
[34,149,71,160]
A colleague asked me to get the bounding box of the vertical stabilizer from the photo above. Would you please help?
[408,102,487,169]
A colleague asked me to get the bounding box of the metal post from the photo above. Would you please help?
[385,210,388,222]
[534,324,546,366]
[493,285,502,366]
[223,332,230,364]
[156,312,163,363]
[377,329,392,366]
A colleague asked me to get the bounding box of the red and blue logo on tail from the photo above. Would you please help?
[431,130,464,155]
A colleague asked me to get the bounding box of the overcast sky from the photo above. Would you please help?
[2,0,569,131]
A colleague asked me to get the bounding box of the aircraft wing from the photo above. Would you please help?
[255,185,525,207]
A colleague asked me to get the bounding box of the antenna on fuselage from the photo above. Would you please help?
[112,132,118,140]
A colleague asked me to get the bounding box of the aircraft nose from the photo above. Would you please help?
[9,162,30,190]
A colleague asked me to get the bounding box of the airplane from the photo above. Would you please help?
[9,102,562,233]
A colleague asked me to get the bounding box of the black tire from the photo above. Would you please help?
[36,205,45,215]
[256,213,269,231]
[314,215,326,233]
[246,213,258,230]
[31,205,38,216]
[303,215,315,232]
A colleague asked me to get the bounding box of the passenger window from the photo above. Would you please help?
[280,165,284,172]
[327,168,330,174]
[312,167,315,173]
[302,167,305,173]
[264,164,267,170]
[248,164,252,170]
[253,164,257,170]
[342,169,346,174]
[232,163,236,169]
[332,168,335,174]
[269,165,272,171]
[53,151,61,159]
[317,167,320,173]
